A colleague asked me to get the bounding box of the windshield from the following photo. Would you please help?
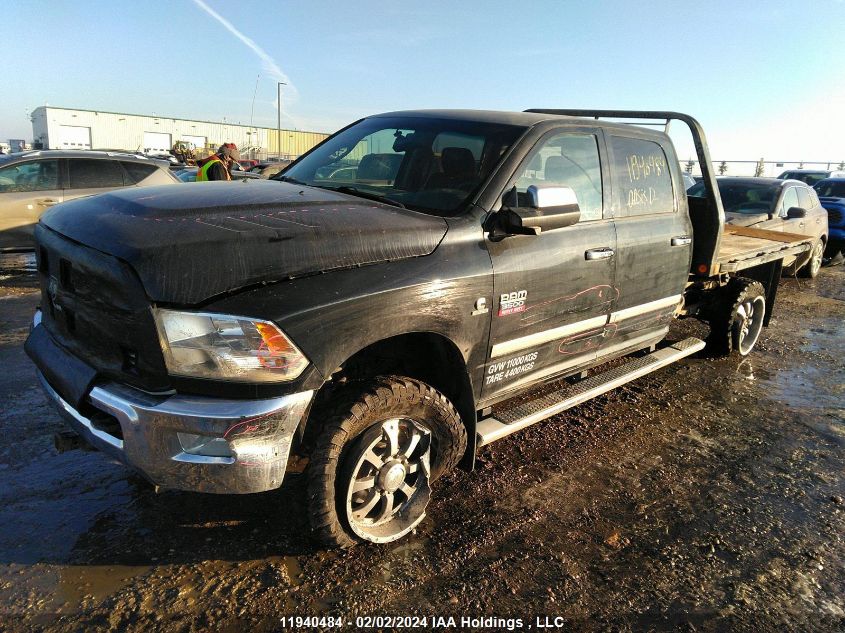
[814,180,845,198]
[779,171,828,185]
[688,180,779,214]
[279,116,525,215]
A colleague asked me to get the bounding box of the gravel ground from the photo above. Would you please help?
[0,252,842,632]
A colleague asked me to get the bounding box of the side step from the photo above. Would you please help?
[476,337,705,447]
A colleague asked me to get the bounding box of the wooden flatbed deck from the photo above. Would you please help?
[715,225,812,273]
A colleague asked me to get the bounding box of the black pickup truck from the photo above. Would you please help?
[26,109,812,547]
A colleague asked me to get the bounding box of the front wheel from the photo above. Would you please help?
[307,376,466,548]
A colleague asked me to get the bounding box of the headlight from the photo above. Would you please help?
[153,309,309,382]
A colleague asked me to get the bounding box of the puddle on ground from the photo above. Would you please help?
[56,564,153,609]
[766,317,844,412]
[0,562,152,618]
[281,555,302,586]
[760,316,844,446]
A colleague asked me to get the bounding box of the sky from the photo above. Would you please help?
[2,0,844,162]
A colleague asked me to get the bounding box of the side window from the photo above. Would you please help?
[0,160,59,192]
[796,186,813,210]
[67,159,126,189]
[514,132,603,221]
[611,136,675,216]
[779,187,799,217]
[120,161,157,184]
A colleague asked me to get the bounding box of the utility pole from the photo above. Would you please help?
[277,81,287,160]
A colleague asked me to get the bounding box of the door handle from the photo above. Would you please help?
[798,223,805,229]
[36,199,59,207]
[585,247,614,261]
[671,236,692,246]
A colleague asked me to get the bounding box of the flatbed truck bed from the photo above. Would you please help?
[716,225,812,273]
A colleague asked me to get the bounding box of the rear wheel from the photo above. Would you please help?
[307,376,466,548]
[798,240,823,278]
[706,278,766,357]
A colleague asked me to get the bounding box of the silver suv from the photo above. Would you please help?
[0,150,178,251]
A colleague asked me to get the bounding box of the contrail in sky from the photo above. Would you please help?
[191,0,294,91]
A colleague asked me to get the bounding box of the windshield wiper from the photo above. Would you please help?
[325,186,405,209]
[276,175,307,185]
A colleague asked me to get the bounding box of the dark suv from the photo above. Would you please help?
[814,177,845,257]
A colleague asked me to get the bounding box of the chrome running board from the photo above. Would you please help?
[476,337,706,447]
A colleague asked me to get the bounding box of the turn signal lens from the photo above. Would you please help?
[153,309,309,382]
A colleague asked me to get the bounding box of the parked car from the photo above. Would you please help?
[688,177,828,277]
[238,159,259,170]
[249,160,291,178]
[813,177,845,257]
[0,150,178,251]
[776,169,845,186]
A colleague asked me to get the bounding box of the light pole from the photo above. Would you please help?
[277,81,286,160]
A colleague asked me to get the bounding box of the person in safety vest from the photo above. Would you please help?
[196,143,239,181]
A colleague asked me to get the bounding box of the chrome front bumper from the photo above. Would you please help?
[37,371,313,494]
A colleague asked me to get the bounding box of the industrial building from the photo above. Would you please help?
[30,106,330,159]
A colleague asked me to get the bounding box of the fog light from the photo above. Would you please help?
[177,433,234,458]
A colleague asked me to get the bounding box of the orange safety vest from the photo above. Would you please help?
[196,155,229,181]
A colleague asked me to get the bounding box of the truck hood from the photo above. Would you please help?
[40,180,449,305]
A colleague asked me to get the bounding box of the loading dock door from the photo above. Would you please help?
[57,125,92,150]
[181,135,207,150]
[143,132,172,153]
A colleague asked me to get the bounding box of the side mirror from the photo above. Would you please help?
[787,206,807,219]
[487,185,581,239]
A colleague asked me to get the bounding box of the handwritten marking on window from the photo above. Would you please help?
[625,154,666,183]
[627,187,658,208]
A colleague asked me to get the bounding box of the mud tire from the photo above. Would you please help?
[706,278,767,357]
[307,376,466,548]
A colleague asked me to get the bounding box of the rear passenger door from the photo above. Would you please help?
[790,185,826,239]
[605,134,692,355]
[64,158,128,202]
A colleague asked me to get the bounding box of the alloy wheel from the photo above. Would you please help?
[343,418,431,543]
[736,295,766,355]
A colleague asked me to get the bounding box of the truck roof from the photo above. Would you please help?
[370,109,666,137]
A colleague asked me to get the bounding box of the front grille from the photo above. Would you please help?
[827,208,843,225]
[35,225,170,392]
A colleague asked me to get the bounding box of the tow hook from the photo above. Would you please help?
[53,430,93,453]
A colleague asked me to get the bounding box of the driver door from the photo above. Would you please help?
[482,127,617,401]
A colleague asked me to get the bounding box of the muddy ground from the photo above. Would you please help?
[0,252,842,632]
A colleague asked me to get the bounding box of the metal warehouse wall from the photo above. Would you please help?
[31,106,329,157]
[268,130,331,157]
